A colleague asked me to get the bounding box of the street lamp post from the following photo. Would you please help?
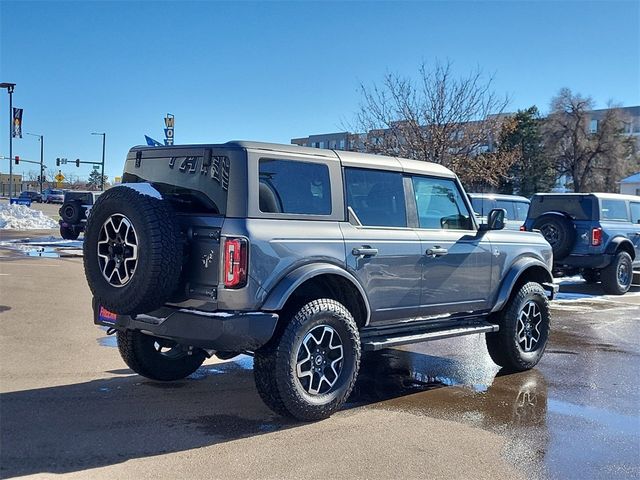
[91,132,106,190]
[26,133,44,194]
[0,82,16,199]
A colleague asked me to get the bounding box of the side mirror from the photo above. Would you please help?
[479,208,506,231]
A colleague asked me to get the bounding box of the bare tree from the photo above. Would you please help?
[350,60,513,187]
[544,88,638,192]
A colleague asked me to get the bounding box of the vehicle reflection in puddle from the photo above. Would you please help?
[348,344,550,478]
[0,237,83,258]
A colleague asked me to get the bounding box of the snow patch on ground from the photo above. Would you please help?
[119,183,162,199]
[0,204,58,229]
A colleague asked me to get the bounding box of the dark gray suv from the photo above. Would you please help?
[85,141,556,420]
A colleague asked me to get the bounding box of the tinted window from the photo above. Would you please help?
[600,199,629,221]
[496,200,516,221]
[470,197,494,215]
[630,203,640,224]
[66,192,93,204]
[259,159,331,215]
[412,176,473,230]
[528,196,593,220]
[514,202,530,221]
[345,168,406,227]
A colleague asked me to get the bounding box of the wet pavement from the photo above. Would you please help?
[0,248,639,478]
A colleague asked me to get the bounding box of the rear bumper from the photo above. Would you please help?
[554,254,613,270]
[94,301,278,351]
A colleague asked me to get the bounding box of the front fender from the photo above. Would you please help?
[260,263,371,325]
[491,257,553,313]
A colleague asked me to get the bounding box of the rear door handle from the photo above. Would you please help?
[352,246,378,257]
[426,247,448,257]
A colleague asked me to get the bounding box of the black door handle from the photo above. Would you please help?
[352,247,378,257]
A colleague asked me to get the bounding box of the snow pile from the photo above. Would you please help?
[0,204,58,229]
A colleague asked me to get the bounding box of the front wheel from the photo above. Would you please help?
[254,299,361,421]
[485,282,550,372]
[601,251,633,295]
[116,330,206,381]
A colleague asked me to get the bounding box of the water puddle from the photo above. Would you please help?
[0,236,83,258]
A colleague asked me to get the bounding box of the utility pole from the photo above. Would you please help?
[27,133,44,193]
[0,82,16,199]
[91,132,106,190]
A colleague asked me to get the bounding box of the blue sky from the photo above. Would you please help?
[1,0,639,181]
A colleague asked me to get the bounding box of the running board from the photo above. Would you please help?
[361,321,498,352]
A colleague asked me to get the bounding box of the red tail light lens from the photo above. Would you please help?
[223,238,248,288]
[591,227,602,246]
[519,225,526,231]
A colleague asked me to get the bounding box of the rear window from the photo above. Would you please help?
[513,202,530,221]
[65,192,93,204]
[600,199,629,222]
[528,196,593,220]
[631,203,640,224]
[259,158,331,215]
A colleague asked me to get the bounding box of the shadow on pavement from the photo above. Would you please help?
[0,348,549,478]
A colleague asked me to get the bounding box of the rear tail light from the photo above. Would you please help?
[519,225,526,231]
[223,237,248,288]
[591,227,602,246]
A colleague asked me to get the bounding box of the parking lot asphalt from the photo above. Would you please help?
[1,230,639,479]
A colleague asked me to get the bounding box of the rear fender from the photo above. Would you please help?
[261,263,371,325]
[604,236,636,260]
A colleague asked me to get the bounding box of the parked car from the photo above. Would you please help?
[523,193,640,294]
[468,193,530,231]
[18,190,43,203]
[43,189,65,204]
[85,141,556,421]
[58,190,102,240]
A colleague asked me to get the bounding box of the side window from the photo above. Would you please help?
[496,200,516,221]
[470,197,494,215]
[600,199,629,222]
[514,202,530,221]
[630,202,640,224]
[412,176,473,230]
[344,168,407,227]
[259,158,331,215]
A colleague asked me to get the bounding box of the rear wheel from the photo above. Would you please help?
[601,251,633,295]
[116,330,206,381]
[582,269,600,284]
[486,282,550,372]
[60,225,80,240]
[254,299,361,421]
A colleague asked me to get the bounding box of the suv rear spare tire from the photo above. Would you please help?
[59,200,84,224]
[83,185,183,315]
[533,214,575,261]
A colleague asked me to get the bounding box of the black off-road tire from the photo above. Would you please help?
[116,330,206,381]
[60,225,80,240]
[600,251,633,295]
[83,185,183,315]
[582,269,600,284]
[254,299,361,421]
[59,200,84,224]
[486,282,550,372]
[533,214,575,261]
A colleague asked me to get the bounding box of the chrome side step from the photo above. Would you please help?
[361,321,498,352]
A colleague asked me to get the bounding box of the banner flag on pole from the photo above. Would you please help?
[144,135,163,146]
[12,108,23,138]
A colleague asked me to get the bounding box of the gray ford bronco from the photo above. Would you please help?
[84,141,557,420]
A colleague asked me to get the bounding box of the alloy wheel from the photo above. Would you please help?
[296,325,344,395]
[97,213,139,287]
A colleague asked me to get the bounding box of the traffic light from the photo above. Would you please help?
[14,156,19,165]
[56,158,60,166]
[75,158,80,167]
